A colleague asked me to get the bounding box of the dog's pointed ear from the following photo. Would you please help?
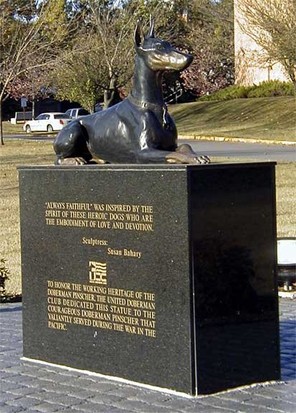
[134,20,142,48]
[148,16,155,38]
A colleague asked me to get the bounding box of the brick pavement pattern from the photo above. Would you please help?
[0,298,295,413]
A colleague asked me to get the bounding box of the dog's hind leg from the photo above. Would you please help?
[53,121,92,165]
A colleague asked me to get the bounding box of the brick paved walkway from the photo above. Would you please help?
[0,299,295,412]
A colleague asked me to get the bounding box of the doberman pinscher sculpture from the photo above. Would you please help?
[54,20,210,165]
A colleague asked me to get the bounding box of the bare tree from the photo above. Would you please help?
[53,35,109,112]
[52,0,170,109]
[181,0,234,96]
[6,68,52,118]
[237,0,296,85]
[0,0,76,144]
[52,1,136,109]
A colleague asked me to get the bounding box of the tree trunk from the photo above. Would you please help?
[0,98,4,146]
[32,98,35,119]
[104,75,122,109]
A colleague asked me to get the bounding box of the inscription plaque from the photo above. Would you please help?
[19,163,280,395]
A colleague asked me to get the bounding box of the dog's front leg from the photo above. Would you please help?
[136,146,210,164]
[135,148,174,163]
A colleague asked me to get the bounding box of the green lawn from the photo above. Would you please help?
[169,96,296,142]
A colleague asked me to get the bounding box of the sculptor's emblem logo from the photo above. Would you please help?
[89,261,107,285]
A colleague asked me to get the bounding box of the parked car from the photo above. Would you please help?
[94,103,103,112]
[23,113,72,133]
[65,108,90,119]
[277,238,296,290]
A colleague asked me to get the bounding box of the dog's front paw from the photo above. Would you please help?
[165,150,210,165]
[174,144,210,164]
[56,157,88,166]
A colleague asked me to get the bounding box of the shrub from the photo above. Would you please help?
[200,81,295,101]
[0,258,10,298]
[200,85,252,101]
[247,81,295,97]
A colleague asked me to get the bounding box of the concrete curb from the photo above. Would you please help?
[179,135,296,146]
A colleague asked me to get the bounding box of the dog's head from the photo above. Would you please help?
[134,19,193,72]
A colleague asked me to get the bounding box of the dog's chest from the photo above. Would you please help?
[116,100,177,148]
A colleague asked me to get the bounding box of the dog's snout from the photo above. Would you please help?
[147,49,193,71]
[184,53,193,69]
[170,50,193,70]
[187,54,193,65]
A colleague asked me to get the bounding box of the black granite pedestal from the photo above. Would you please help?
[18,163,280,395]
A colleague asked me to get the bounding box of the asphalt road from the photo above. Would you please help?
[181,139,296,162]
[4,134,296,162]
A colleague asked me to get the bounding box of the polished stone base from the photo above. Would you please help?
[19,163,280,395]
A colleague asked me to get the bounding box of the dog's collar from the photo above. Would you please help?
[128,94,166,112]
[128,94,169,128]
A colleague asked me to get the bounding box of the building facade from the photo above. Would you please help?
[234,0,289,85]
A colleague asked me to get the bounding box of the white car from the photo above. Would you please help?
[23,112,72,133]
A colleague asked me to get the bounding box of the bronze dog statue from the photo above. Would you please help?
[54,20,209,165]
